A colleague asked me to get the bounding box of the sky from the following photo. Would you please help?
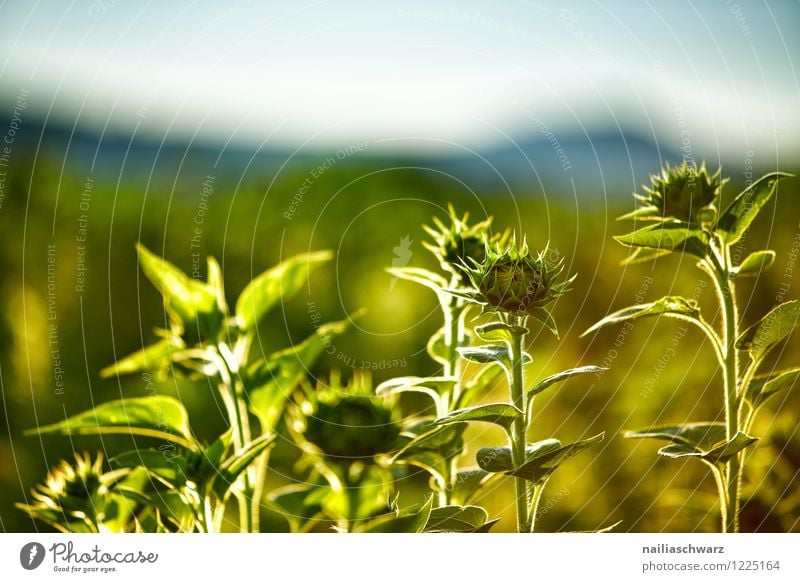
[1,0,798,159]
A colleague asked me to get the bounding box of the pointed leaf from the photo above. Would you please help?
[246,318,351,432]
[624,423,727,451]
[529,307,559,337]
[735,250,776,277]
[457,365,505,408]
[434,403,522,432]
[28,396,197,450]
[614,222,710,259]
[111,450,188,485]
[391,421,467,468]
[620,246,672,266]
[235,250,333,331]
[355,496,433,533]
[527,365,605,399]
[376,376,457,404]
[744,367,800,408]
[136,244,220,333]
[582,296,700,337]
[213,433,277,498]
[424,505,490,532]
[736,300,800,361]
[508,434,605,484]
[717,172,793,244]
[100,339,182,378]
[386,266,448,293]
[267,483,325,531]
[474,322,526,342]
[658,432,758,464]
[206,256,227,313]
[427,326,449,366]
[450,468,494,505]
[457,345,511,365]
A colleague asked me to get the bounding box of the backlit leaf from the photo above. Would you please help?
[235,251,333,331]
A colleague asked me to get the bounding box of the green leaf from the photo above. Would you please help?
[424,505,490,532]
[136,244,221,334]
[267,483,324,531]
[457,346,531,368]
[614,222,709,259]
[103,467,151,532]
[427,326,449,366]
[386,266,448,293]
[28,396,197,450]
[213,433,277,498]
[620,247,672,266]
[457,345,510,365]
[235,250,333,331]
[434,403,523,432]
[527,365,605,399]
[474,322,526,342]
[100,338,181,379]
[582,296,700,337]
[717,172,793,244]
[658,432,757,464]
[735,250,776,277]
[457,365,505,408]
[355,496,433,533]
[111,450,188,485]
[376,376,457,405]
[206,256,227,313]
[246,318,351,432]
[528,307,560,337]
[624,423,728,451]
[476,446,515,473]
[744,367,800,409]
[625,423,757,465]
[391,421,467,480]
[450,468,495,505]
[736,300,800,361]
[323,465,394,523]
[508,434,605,484]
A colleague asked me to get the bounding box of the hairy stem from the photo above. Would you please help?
[709,243,741,533]
[441,294,465,505]
[509,315,529,532]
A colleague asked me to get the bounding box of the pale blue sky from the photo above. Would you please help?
[1,0,798,157]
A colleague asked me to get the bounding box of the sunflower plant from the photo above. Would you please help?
[584,162,795,532]
[21,244,349,532]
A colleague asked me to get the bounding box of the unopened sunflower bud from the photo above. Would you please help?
[638,162,724,224]
[463,240,572,317]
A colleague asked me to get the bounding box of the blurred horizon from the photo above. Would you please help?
[1,1,799,161]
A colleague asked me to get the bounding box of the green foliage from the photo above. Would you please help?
[29,396,197,450]
[235,250,333,331]
[591,163,796,533]
[23,244,343,533]
[736,299,800,361]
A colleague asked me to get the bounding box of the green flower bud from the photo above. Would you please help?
[304,398,398,460]
[638,162,724,224]
[423,205,506,285]
[294,372,400,464]
[462,240,573,317]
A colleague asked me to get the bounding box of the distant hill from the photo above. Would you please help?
[11,117,700,200]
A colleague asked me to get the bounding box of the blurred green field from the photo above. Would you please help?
[2,148,799,533]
